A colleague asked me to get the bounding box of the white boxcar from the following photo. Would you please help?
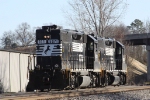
[0,50,35,92]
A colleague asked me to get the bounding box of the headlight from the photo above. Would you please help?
[35,65,40,69]
[55,64,59,68]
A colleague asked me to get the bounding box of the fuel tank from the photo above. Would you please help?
[112,76,120,85]
[78,76,91,88]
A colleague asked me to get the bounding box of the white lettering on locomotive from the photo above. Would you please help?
[37,39,59,44]
[38,40,46,44]
[36,44,62,56]
[48,39,59,43]
[72,42,83,52]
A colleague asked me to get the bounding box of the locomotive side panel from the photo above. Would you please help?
[61,33,87,70]
[61,33,72,70]
[71,39,85,70]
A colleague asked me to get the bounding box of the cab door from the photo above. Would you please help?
[115,42,123,70]
[86,35,94,69]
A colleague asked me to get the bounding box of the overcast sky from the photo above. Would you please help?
[1,0,150,37]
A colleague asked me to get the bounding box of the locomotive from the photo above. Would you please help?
[26,25,127,91]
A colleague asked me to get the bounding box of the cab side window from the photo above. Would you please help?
[88,42,93,50]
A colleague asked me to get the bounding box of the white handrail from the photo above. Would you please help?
[60,29,84,35]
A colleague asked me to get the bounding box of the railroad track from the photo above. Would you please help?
[1,85,150,100]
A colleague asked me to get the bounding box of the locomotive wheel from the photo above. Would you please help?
[91,75,97,87]
[120,74,124,85]
[104,75,109,86]
[70,75,76,89]
[123,74,126,85]
[40,89,44,92]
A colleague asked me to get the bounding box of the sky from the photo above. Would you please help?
[121,0,150,25]
[0,0,150,37]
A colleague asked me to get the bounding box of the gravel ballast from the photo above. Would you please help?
[56,89,150,100]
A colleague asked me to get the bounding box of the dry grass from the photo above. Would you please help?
[126,56,147,85]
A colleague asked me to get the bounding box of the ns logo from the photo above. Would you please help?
[44,45,51,54]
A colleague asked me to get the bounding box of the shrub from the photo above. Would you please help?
[0,80,4,93]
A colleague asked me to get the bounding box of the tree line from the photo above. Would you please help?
[1,22,35,49]
[1,0,150,64]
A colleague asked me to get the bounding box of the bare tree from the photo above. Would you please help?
[15,23,35,46]
[103,23,128,43]
[144,19,150,33]
[66,0,127,37]
[1,31,18,49]
[113,24,129,42]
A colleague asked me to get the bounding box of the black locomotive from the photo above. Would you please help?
[26,25,127,91]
